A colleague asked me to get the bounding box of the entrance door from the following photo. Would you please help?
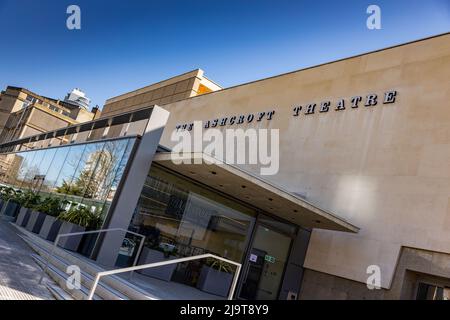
[239,223,292,300]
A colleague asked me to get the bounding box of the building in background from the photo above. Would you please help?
[0,86,101,144]
[64,88,91,110]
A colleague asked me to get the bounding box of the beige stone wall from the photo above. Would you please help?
[101,69,222,118]
[0,105,77,143]
[71,107,95,123]
[152,33,450,289]
[299,247,450,299]
[0,90,23,132]
[0,87,95,142]
[27,107,73,133]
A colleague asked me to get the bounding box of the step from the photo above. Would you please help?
[21,234,155,300]
[46,284,74,301]
[12,223,158,300]
[32,254,103,300]
[31,252,127,300]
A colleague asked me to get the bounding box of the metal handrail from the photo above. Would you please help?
[87,253,242,300]
[38,228,146,284]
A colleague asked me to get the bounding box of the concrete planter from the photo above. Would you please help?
[57,221,85,252]
[25,211,47,234]
[77,231,98,258]
[3,201,21,219]
[16,207,31,227]
[137,247,177,281]
[197,266,233,297]
[38,216,62,241]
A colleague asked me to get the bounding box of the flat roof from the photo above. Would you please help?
[168,32,450,104]
[153,152,359,233]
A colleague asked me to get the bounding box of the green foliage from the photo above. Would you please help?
[58,206,102,229]
[205,258,234,274]
[55,180,84,197]
[55,171,97,199]
[34,197,68,217]
[0,186,17,201]
[16,191,41,209]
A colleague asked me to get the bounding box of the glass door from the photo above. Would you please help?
[238,223,293,300]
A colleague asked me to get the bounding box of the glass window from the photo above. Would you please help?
[40,147,70,194]
[1,153,25,188]
[53,144,87,200]
[68,142,107,213]
[239,225,292,300]
[26,149,50,191]
[16,150,37,189]
[0,137,138,256]
[127,165,255,289]
[97,138,135,219]
[416,283,450,300]
[34,148,58,195]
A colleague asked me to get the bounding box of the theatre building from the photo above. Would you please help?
[0,33,449,300]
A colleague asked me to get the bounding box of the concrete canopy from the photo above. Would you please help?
[153,152,359,233]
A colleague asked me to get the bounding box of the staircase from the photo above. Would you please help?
[11,223,159,300]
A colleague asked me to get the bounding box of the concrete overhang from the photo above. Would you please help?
[153,152,359,233]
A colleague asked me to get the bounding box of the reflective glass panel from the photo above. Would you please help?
[127,165,256,290]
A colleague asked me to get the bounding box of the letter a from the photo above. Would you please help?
[67,5,81,30]
[366,5,381,30]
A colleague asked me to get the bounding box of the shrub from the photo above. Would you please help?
[0,186,17,201]
[58,206,102,229]
[205,258,234,274]
[16,191,41,209]
[34,197,68,217]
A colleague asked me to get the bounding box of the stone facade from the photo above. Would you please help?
[152,33,450,296]
[101,69,222,118]
[0,86,100,143]
[300,247,450,300]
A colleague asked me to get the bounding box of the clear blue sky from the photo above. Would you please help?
[0,0,449,108]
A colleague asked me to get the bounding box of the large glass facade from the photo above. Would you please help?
[0,137,136,225]
[127,165,256,289]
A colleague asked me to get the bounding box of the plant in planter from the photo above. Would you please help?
[23,194,50,234]
[196,258,235,298]
[0,188,22,220]
[57,206,102,252]
[0,186,17,201]
[36,197,69,241]
[137,241,179,281]
[15,191,41,228]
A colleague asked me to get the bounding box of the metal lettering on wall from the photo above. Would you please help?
[175,90,398,131]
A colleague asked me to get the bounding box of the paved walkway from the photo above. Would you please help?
[0,220,55,300]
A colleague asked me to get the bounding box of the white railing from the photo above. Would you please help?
[39,228,146,284]
[87,253,242,301]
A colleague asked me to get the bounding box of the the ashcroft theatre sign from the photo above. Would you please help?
[175,90,398,131]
